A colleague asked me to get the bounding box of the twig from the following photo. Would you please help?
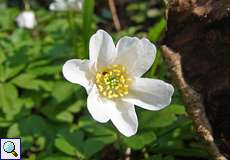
[124,147,131,160]
[161,45,227,160]
[108,0,121,31]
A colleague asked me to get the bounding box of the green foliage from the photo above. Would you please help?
[124,131,157,150]
[83,0,95,55]
[0,1,209,160]
[148,18,166,42]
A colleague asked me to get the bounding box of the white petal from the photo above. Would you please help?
[68,0,83,11]
[123,78,174,110]
[62,59,94,93]
[115,37,156,77]
[107,100,138,137]
[89,30,116,69]
[87,85,110,123]
[49,0,83,11]
[16,11,37,29]
[49,0,67,11]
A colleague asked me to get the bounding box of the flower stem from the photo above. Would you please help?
[67,11,80,58]
[23,0,31,11]
[148,50,161,77]
[116,131,123,157]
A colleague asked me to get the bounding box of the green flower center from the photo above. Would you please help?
[95,64,131,99]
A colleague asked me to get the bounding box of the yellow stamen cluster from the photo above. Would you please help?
[95,64,131,99]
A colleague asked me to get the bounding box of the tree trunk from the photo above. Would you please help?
[161,0,230,159]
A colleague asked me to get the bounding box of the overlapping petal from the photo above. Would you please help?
[114,37,156,77]
[89,30,117,69]
[123,78,174,111]
[106,100,138,137]
[87,86,138,136]
[87,85,110,123]
[62,59,94,93]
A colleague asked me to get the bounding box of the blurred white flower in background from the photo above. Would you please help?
[16,11,37,29]
[0,2,6,9]
[49,0,84,11]
[63,30,174,137]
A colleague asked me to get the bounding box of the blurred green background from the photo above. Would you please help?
[0,0,210,159]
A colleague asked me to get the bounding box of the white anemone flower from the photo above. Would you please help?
[16,11,37,29]
[49,0,83,11]
[63,30,174,137]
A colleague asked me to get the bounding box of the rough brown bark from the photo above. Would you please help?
[162,0,230,159]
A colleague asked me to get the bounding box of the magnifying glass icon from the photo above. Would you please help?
[3,141,18,157]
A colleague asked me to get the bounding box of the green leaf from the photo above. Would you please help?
[0,83,21,115]
[0,49,6,64]
[19,97,35,109]
[164,155,176,160]
[34,136,46,151]
[27,60,52,69]
[148,154,163,160]
[164,104,186,115]
[67,100,85,113]
[7,123,20,137]
[10,28,31,45]
[11,73,53,91]
[0,64,25,82]
[52,81,79,102]
[56,111,73,123]
[140,104,185,129]
[42,155,74,160]
[148,155,175,160]
[44,18,69,33]
[85,125,117,144]
[123,131,156,150]
[148,18,166,42]
[25,154,36,160]
[55,137,77,156]
[0,65,4,81]
[46,42,72,59]
[0,117,12,127]
[84,139,104,158]
[55,127,107,158]
[18,115,47,136]
[0,9,18,30]
[55,128,85,158]
[21,136,34,151]
[77,118,116,156]
[150,146,208,158]
[27,65,61,77]
[147,50,161,77]
[6,65,26,80]
[78,116,96,128]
